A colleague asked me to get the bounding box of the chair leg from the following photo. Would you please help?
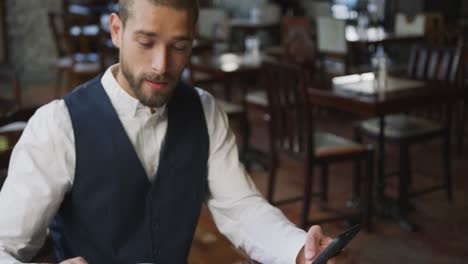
[457,100,466,156]
[376,116,387,202]
[363,150,374,232]
[301,161,314,229]
[407,147,413,190]
[443,129,453,202]
[398,143,410,214]
[239,112,251,169]
[266,155,278,204]
[354,124,363,143]
[241,92,255,172]
[55,69,64,98]
[351,124,363,207]
[320,163,329,207]
[352,158,361,204]
[398,142,417,231]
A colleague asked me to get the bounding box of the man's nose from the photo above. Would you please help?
[151,46,168,74]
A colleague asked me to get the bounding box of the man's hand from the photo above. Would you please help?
[296,225,355,264]
[58,256,89,264]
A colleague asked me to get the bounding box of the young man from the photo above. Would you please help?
[0,1,350,263]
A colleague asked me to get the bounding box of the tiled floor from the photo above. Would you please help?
[190,105,468,263]
[3,82,468,263]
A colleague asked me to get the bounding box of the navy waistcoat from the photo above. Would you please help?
[50,76,209,264]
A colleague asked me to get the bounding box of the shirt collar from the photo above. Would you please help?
[100,64,167,118]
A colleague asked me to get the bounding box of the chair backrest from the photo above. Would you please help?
[283,26,315,67]
[424,13,444,43]
[316,17,347,54]
[395,13,426,36]
[262,60,312,157]
[197,8,229,40]
[407,44,463,83]
[281,16,311,45]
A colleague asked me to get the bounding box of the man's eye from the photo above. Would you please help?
[138,41,153,48]
[172,43,189,52]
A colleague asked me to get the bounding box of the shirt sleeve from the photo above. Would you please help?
[0,100,75,263]
[198,89,307,264]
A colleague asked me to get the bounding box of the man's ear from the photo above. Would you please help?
[109,13,122,48]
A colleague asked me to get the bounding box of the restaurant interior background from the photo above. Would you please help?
[1,0,468,263]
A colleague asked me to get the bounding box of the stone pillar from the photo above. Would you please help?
[5,0,62,87]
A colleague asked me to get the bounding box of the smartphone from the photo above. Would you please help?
[311,224,361,264]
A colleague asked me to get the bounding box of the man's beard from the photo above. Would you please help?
[120,59,177,108]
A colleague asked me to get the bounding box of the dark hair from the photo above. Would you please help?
[119,0,199,26]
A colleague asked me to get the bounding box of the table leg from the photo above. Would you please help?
[374,115,418,231]
[376,115,386,202]
[397,142,417,231]
[444,103,453,201]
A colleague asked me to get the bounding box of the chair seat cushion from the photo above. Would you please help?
[246,90,268,107]
[314,132,365,157]
[0,121,27,133]
[360,114,443,139]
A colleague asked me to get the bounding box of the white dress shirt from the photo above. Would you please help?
[0,65,307,264]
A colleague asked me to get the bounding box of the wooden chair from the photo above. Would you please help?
[355,44,464,231]
[244,26,316,170]
[48,11,104,98]
[316,16,350,76]
[407,43,465,154]
[186,45,250,162]
[264,16,311,60]
[395,13,444,44]
[0,106,38,188]
[263,60,374,230]
[394,13,426,37]
[454,45,467,156]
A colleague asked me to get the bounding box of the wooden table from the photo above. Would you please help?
[309,73,461,116]
[190,52,266,75]
[345,25,423,46]
[189,52,271,100]
[308,73,465,228]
